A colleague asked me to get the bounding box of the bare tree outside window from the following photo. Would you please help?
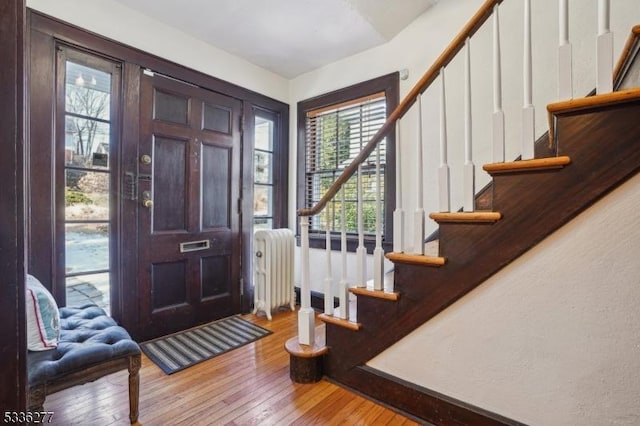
[65,85,109,165]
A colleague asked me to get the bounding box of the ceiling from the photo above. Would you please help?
[112,0,437,78]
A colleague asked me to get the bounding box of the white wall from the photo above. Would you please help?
[26,0,289,103]
[368,172,640,426]
[289,0,640,292]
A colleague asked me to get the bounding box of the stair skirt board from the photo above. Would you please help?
[333,366,525,426]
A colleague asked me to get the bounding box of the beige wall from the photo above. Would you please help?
[369,172,640,425]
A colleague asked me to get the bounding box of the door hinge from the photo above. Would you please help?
[240,278,244,296]
[237,198,243,214]
[239,114,245,132]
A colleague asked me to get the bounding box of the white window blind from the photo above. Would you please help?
[304,92,387,235]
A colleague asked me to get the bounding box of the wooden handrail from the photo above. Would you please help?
[614,24,640,83]
[298,0,504,217]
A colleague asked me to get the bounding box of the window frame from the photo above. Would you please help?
[297,72,399,253]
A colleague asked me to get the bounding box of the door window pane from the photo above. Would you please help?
[254,115,275,230]
[65,224,110,274]
[254,185,272,217]
[65,117,110,168]
[65,62,111,120]
[66,273,110,313]
[65,170,110,221]
[255,117,273,150]
[254,151,272,184]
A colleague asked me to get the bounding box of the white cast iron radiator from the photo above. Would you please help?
[253,228,295,320]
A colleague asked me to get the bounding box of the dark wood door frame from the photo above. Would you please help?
[0,0,27,411]
[27,10,289,336]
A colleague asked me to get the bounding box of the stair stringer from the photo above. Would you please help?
[323,99,640,407]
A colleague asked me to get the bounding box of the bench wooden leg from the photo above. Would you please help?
[128,354,141,423]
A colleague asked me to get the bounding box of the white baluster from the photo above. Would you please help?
[492,5,506,163]
[298,218,315,346]
[558,0,573,99]
[324,209,333,316]
[597,0,613,93]
[338,187,349,320]
[356,165,367,287]
[413,94,425,255]
[393,120,405,253]
[522,0,535,160]
[463,38,475,212]
[373,144,384,291]
[439,68,451,212]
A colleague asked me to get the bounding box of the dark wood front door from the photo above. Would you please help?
[138,71,242,340]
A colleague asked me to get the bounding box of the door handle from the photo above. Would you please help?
[142,190,153,208]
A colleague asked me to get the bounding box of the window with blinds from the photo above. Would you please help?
[297,73,398,250]
[305,93,387,236]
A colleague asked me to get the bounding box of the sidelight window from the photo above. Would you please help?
[252,107,287,231]
[254,115,275,230]
[61,55,119,314]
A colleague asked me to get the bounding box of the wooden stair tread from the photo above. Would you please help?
[318,313,362,331]
[385,252,446,267]
[285,325,327,358]
[546,88,640,146]
[483,156,571,174]
[429,211,502,223]
[349,287,400,301]
[547,88,640,115]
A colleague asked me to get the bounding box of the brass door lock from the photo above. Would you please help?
[142,190,153,208]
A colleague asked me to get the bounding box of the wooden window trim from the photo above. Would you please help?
[297,72,399,253]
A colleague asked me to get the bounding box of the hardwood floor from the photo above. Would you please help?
[44,309,421,425]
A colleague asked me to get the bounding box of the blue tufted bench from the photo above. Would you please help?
[27,305,141,423]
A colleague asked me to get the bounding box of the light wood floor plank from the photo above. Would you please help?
[42,309,419,425]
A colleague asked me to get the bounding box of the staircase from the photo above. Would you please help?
[293,1,640,424]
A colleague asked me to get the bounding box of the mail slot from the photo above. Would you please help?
[180,239,210,253]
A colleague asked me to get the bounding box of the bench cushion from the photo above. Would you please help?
[28,304,140,387]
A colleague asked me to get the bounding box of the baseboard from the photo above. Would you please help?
[294,286,339,311]
[337,366,526,426]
